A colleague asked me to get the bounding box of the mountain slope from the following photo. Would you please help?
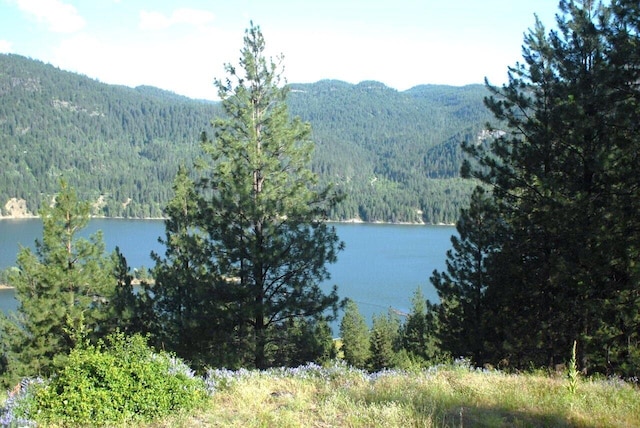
[0,54,219,217]
[0,54,491,222]
[288,80,492,222]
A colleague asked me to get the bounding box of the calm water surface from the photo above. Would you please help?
[0,219,455,323]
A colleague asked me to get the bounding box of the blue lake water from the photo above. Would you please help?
[0,219,455,324]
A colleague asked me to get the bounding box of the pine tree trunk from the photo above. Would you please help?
[254,280,266,369]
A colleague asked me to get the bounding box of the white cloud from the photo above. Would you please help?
[172,8,215,27]
[139,8,215,31]
[14,0,86,33]
[0,40,14,53]
[267,25,512,89]
[138,10,170,31]
[49,28,235,100]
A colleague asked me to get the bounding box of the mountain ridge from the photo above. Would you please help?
[0,53,492,223]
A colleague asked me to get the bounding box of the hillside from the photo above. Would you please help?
[0,54,219,218]
[0,54,492,222]
[288,80,492,222]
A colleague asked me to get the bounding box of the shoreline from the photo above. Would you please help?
[0,215,454,227]
[0,215,166,221]
[0,278,151,291]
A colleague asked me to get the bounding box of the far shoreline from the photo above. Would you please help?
[0,215,454,227]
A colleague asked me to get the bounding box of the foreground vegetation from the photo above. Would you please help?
[3,357,639,427]
[195,365,640,427]
[193,363,639,428]
[0,334,208,427]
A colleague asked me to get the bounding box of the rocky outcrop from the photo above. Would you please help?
[2,198,36,218]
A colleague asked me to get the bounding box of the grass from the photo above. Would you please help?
[150,362,640,428]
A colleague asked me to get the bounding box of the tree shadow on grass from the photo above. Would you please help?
[439,405,598,428]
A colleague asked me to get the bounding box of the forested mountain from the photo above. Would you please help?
[0,53,492,222]
[0,54,219,218]
[288,81,492,222]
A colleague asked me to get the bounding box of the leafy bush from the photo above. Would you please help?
[15,333,208,426]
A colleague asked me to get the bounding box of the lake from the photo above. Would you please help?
[0,219,455,324]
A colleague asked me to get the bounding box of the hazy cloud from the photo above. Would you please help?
[14,0,86,33]
[139,8,215,31]
[50,29,230,100]
[0,40,14,53]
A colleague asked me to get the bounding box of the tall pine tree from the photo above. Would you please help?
[449,0,640,375]
[150,24,343,369]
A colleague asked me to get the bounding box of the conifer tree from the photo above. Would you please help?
[142,165,236,369]
[339,299,370,368]
[368,311,400,371]
[401,287,440,363]
[151,24,343,369]
[453,0,640,374]
[430,187,502,364]
[0,181,121,380]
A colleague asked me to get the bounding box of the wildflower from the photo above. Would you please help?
[0,378,43,428]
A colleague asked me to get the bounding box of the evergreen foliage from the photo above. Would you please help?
[0,54,219,218]
[400,288,440,363]
[270,318,335,367]
[339,299,370,368]
[0,181,133,382]
[0,53,491,223]
[287,81,492,222]
[432,0,640,376]
[338,298,449,370]
[146,23,343,369]
[108,247,153,336]
[368,311,401,371]
[430,187,502,364]
[141,166,229,369]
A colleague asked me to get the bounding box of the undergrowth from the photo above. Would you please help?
[179,359,640,427]
[1,333,208,427]
[2,356,639,427]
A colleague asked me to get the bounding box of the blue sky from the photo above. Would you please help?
[1,0,561,100]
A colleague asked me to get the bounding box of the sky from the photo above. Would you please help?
[0,0,561,100]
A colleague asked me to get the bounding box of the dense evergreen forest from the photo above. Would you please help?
[0,54,219,219]
[0,53,492,223]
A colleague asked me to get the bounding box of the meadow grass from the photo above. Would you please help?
[153,362,640,428]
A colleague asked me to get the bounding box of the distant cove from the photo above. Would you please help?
[0,219,455,324]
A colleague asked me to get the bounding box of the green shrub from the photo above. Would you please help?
[21,332,208,426]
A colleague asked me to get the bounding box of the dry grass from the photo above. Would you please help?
[154,363,640,428]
